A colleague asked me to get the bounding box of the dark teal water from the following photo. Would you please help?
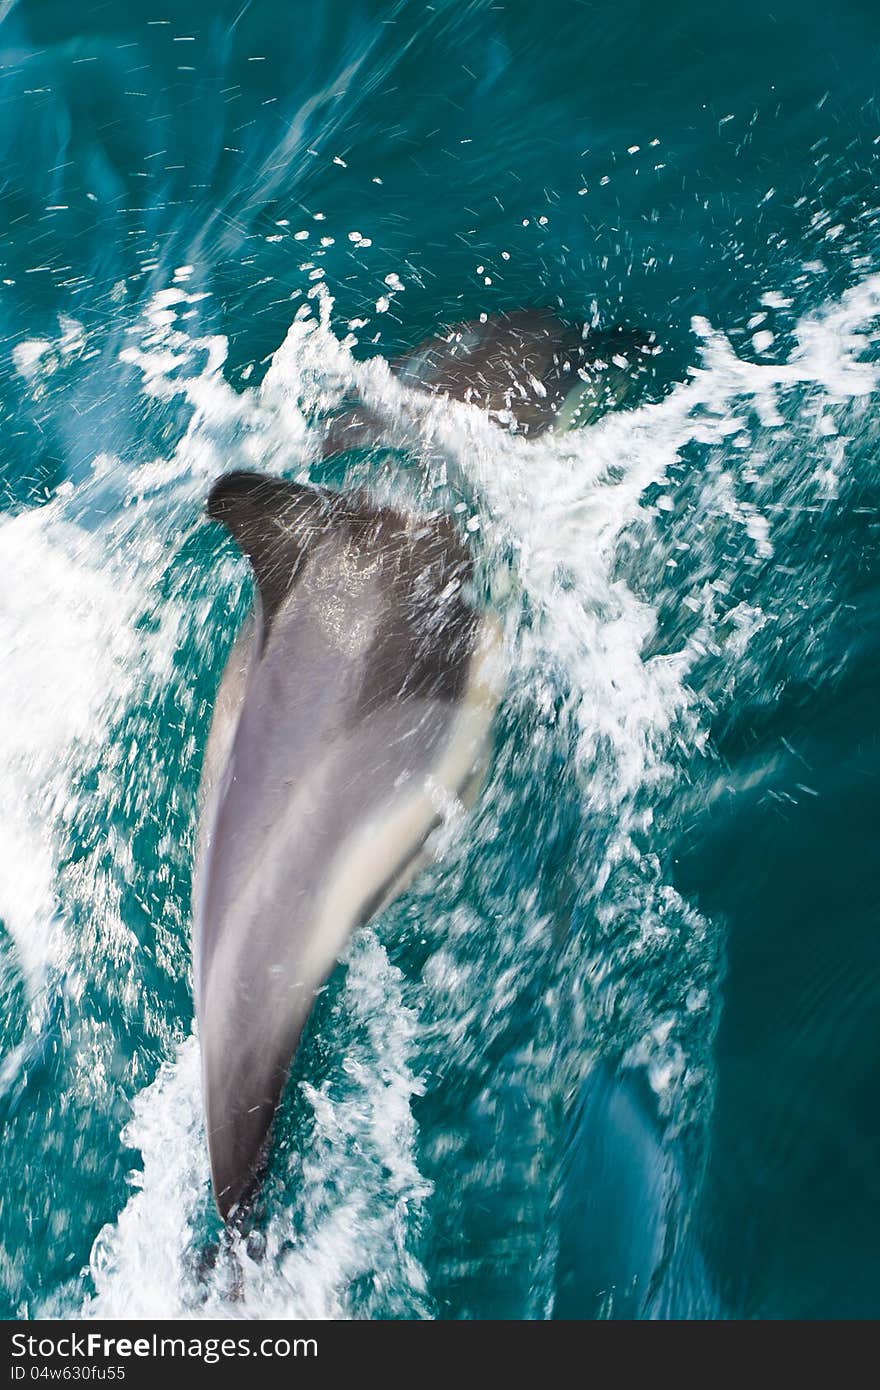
[1,0,879,1319]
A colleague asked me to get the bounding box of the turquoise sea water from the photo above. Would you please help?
[1,0,879,1319]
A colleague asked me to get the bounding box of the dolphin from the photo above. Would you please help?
[192,310,655,1220]
[193,474,503,1218]
[322,309,658,456]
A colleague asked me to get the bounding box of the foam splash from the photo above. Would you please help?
[85,1039,207,1320]
[0,503,144,990]
[84,932,431,1320]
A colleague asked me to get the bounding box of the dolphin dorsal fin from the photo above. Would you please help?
[207,470,338,633]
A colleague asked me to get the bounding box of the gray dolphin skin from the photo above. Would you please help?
[193,473,504,1219]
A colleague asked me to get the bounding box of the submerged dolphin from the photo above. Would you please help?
[322,308,657,456]
[192,309,654,1219]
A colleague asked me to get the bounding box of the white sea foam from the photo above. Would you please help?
[85,1038,207,1319]
[0,504,144,989]
[84,932,430,1320]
